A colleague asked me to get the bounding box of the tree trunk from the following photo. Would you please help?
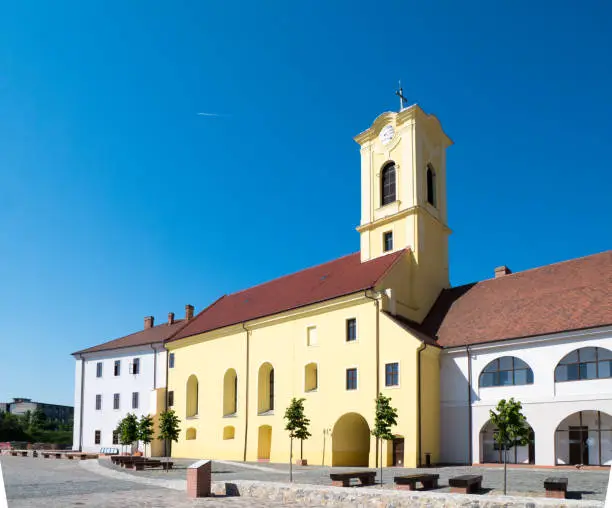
[289,437,293,482]
[300,439,303,461]
[380,439,383,486]
[503,446,507,495]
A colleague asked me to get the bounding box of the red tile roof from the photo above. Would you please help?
[422,250,612,347]
[170,250,407,341]
[73,319,187,355]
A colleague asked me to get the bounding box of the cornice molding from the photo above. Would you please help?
[356,205,452,234]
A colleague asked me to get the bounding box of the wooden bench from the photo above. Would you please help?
[42,452,51,459]
[544,477,568,499]
[9,451,18,457]
[394,474,440,491]
[53,452,63,459]
[330,471,377,487]
[449,474,482,494]
[120,457,147,468]
[132,460,173,471]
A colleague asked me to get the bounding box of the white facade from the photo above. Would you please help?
[73,344,167,453]
[440,325,612,466]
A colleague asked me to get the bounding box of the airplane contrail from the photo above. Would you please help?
[197,112,227,117]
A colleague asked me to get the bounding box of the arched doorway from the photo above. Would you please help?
[480,419,535,464]
[257,425,272,461]
[555,410,612,466]
[186,375,199,417]
[332,413,370,466]
[257,363,274,414]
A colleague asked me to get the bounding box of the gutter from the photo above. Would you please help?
[466,345,473,465]
[416,342,426,467]
[364,289,380,466]
[242,323,251,462]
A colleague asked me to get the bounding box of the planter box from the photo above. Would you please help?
[295,459,308,466]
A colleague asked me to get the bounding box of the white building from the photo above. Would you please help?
[431,252,612,466]
[72,305,194,454]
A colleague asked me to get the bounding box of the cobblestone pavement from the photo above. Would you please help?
[0,456,316,507]
[98,457,610,501]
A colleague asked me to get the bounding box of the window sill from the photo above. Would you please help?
[258,410,274,416]
[305,388,318,393]
[223,413,238,418]
[186,415,199,420]
[376,200,400,211]
[345,339,359,344]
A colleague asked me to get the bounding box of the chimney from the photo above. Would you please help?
[168,312,175,325]
[144,316,154,329]
[494,266,512,278]
[185,304,194,321]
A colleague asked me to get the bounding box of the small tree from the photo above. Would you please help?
[284,398,312,482]
[489,398,531,495]
[158,409,180,470]
[138,414,155,457]
[119,413,139,454]
[371,393,398,486]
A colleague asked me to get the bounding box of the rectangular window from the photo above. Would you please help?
[306,326,317,346]
[346,318,357,342]
[113,393,120,410]
[169,353,175,369]
[112,430,119,445]
[383,231,393,252]
[131,358,140,375]
[385,362,399,386]
[114,360,121,376]
[346,368,358,390]
[96,362,103,378]
[132,392,139,409]
[95,394,102,410]
[168,391,174,407]
[94,430,101,445]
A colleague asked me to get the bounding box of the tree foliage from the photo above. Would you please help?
[138,414,155,455]
[158,409,180,458]
[284,397,312,481]
[489,398,532,494]
[117,413,139,451]
[372,393,398,485]
[0,410,72,444]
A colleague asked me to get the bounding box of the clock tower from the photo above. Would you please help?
[355,104,453,320]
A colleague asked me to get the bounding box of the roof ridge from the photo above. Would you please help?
[226,251,361,298]
[166,295,227,343]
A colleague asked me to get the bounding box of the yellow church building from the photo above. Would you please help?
[164,103,453,468]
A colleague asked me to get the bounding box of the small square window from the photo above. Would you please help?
[114,360,121,376]
[168,391,174,407]
[96,362,103,378]
[306,326,317,346]
[95,394,102,410]
[94,430,101,445]
[132,392,139,409]
[346,318,357,342]
[169,353,175,369]
[383,231,393,252]
[346,368,358,390]
[385,362,399,386]
[113,393,120,410]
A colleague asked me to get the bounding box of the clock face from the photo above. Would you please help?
[379,125,394,145]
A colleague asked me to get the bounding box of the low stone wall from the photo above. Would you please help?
[211,480,604,507]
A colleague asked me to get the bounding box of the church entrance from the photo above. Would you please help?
[332,413,370,467]
[392,437,404,466]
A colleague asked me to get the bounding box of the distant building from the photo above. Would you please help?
[4,398,73,425]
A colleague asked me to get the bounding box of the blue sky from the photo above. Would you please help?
[0,1,610,406]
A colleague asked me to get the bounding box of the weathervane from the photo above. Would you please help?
[395,81,408,110]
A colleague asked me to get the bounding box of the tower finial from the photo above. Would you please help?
[395,81,408,111]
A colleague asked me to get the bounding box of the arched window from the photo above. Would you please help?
[381,162,396,206]
[223,425,235,440]
[186,374,199,417]
[555,347,612,382]
[223,368,238,416]
[305,363,318,392]
[257,363,274,413]
[186,428,197,440]
[426,164,436,206]
[479,356,534,387]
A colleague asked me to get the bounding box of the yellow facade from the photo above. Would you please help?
[165,103,451,468]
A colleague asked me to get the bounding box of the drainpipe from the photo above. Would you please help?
[416,342,426,467]
[364,289,380,467]
[466,345,473,465]
[163,344,170,457]
[150,344,157,391]
[242,323,251,462]
[78,354,85,452]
